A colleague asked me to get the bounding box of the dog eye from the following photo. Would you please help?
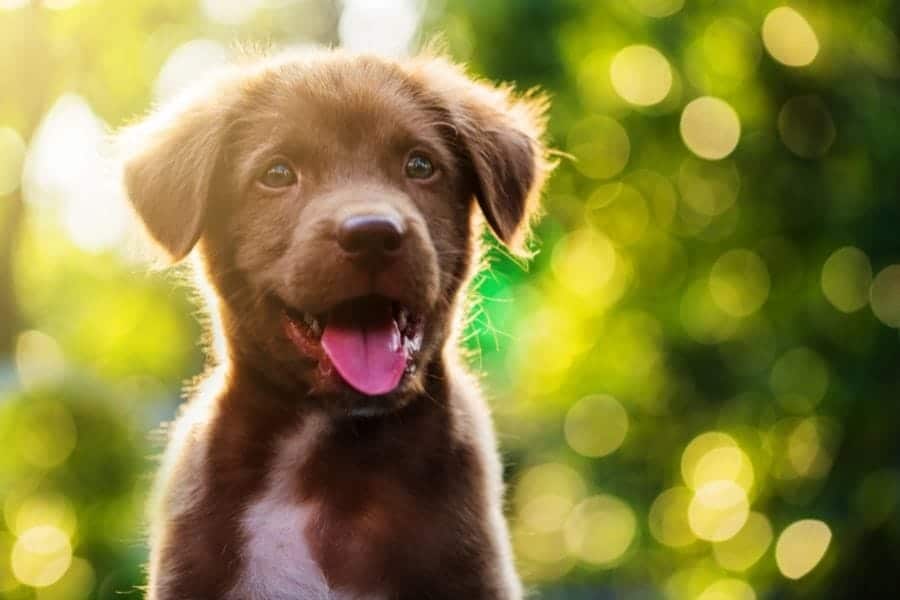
[260,163,297,188]
[405,153,435,180]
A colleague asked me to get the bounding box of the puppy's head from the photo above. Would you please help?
[120,50,548,416]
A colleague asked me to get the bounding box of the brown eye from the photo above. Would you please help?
[405,153,435,180]
[260,162,297,188]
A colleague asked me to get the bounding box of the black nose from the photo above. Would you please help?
[337,214,406,257]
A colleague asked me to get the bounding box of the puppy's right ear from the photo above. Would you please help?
[118,77,237,263]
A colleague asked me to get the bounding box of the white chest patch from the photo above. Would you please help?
[228,415,383,600]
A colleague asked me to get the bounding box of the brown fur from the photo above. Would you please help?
[120,48,549,600]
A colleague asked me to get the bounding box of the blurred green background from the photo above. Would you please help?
[1,0,900,598]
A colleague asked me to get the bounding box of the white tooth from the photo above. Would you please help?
[407,330,422,353]
[303,313,321,336]
[396,309,408,332]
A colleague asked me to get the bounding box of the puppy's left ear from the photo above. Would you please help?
[413,58,551,255]
[117,74,240,264]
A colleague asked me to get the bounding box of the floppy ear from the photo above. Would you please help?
[118,78,237,263]
[411,57,551,255]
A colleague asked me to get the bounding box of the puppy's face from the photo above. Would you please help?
[121,52,547,416]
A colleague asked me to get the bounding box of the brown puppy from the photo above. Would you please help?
[120,49,549,600]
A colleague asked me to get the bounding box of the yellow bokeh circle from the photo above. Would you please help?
[709,250,770,317]
[564,394,629,458]
[568,116,631,179]
[11,526,72,588]
[713,512,773,572]
[648,487,697,548]
[610,45,673,106]
[564,495,637,566]
[821,247,872,313]
[681,97,741,160]
[775,519,832,579]
[762,7,819,68]
[870,265,900,328]
[688,481,750,542]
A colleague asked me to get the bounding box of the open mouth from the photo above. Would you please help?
[283,295,424,396]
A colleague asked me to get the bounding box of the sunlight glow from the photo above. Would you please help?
[762,7,819,68]
[775,519,831,579]
[339,0,423,57]
[43,0,80,9]
[155,39,229,102]
[201,0,264,25]
[22,94,130,253]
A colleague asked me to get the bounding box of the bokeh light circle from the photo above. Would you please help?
[627,0,683,18]
[568,116,631,179]
[200,0,263,25]
[154,39,228,101]
[688,481,750,542]
[515,463,586,516]
[770,348,829,413]
[697,578,756,600]
[610,45,673,106]
[821,247,872,313]
[762,7,819,67]
[778,96,836,158]
[681,431,754,492]
[552,228,617,298]
[775,519,832,579]
[11,526,72,588]
[648,487,697,548]
[564,495,637,566]
[713,512,773,572]
[564,394,629,458]
[870,265,900,328]
[710,250,770,317]
[681,279,739,344]
[680,97,741,160]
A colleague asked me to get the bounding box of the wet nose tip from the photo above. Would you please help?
[337,214,406,255]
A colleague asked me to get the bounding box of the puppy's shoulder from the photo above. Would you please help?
[149,370,225,522]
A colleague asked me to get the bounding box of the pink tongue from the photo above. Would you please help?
[321,304,406,396]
